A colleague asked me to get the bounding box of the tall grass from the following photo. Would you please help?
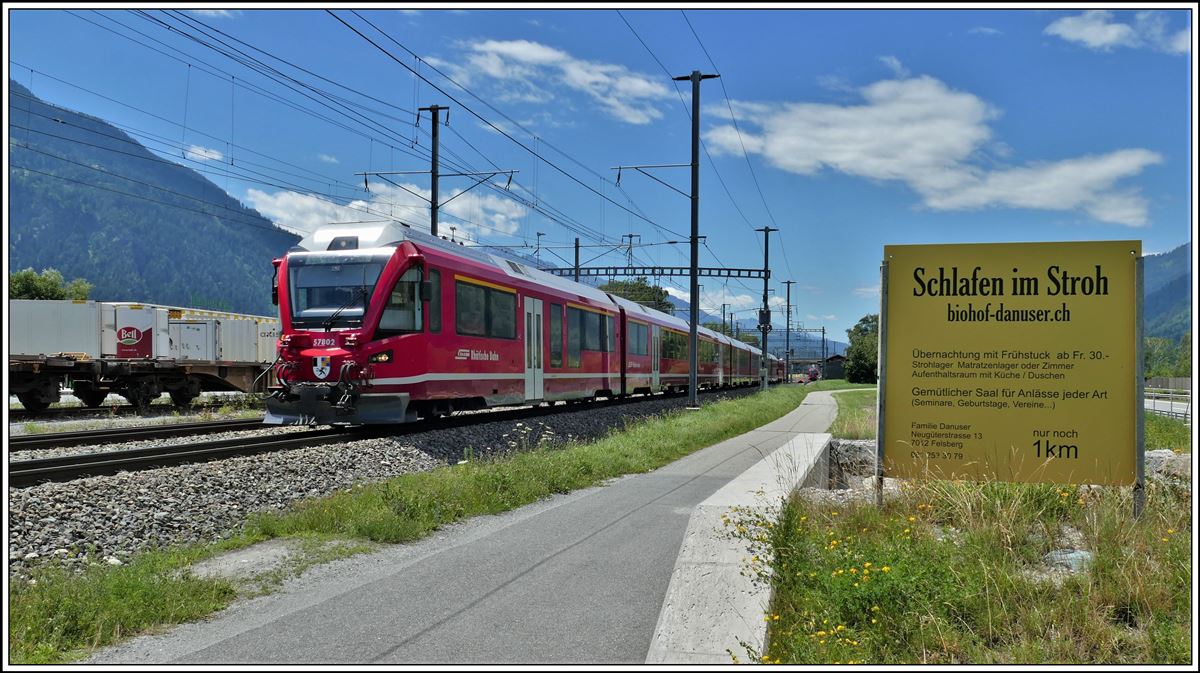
[1145,413,1191,453]
[828,390,877,439]
[758,478,1190,664]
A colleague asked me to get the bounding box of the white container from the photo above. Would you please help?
[216,319,259,363]
[108,305,170,358]
[169,320,217,360]
[257,320,281,363]
[9,299,102,358]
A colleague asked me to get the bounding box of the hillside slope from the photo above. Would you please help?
[8,80,298,315]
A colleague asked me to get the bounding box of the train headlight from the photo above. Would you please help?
[369,350,392,363]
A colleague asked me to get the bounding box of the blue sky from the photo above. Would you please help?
[6,6,1195,340]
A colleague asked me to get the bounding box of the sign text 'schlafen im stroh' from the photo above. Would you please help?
[880,241,1141,486]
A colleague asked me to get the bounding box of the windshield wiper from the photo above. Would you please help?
[321,286,368,332]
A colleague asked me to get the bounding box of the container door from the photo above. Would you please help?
[651,325,661,392]
[524,297,544,401]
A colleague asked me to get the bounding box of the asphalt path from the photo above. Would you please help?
[89,389,841,665]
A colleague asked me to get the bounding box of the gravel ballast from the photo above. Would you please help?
[8,387,764,579]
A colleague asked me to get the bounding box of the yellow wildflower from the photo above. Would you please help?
[881,566,891,572]
[907,516,916,522]
[871,605,880,612]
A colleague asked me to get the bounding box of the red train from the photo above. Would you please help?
[266,222,784,425]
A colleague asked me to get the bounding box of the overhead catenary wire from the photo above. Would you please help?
[680,9,796,283]
[85,10,660,254]
[329,9,687,241]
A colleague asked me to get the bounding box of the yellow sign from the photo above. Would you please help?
[881,241,1140,486]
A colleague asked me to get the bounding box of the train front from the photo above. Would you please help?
[266,224,421,425]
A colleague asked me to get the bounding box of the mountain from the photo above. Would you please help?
[1143,242,1191,342]
[8,80,298,316]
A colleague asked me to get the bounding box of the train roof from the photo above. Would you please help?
[297,222,766,354]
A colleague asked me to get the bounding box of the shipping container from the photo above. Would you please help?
[169,320,217,360]
[9,300,102,357]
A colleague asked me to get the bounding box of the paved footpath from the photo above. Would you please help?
[90,389,841,665]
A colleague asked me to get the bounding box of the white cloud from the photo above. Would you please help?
[879,55,909,78]
[1045,10,1190,54]
[398,10,421,16]
[317,153,340,164]
[806,314,837,322]
[922,149,1163,226]
[1045,10,1137,50]
[444,39,672,124]
[704,74,1161,226]
[245,181,528,237]
[188,10,239,19]
[853,286,881,298]
[968,27,1002,36]
[185,145,224,162]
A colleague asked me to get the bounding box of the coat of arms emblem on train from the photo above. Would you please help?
[312,356,331,380]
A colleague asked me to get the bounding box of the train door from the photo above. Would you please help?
[524,297,544,401]
[718,341,725,387]
[651,324,661,392]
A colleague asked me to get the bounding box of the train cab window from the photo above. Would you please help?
[456,282,486,336]
[567,307,582,367]
[429,270,441,333]
[550,304,563,368]
[377,267,423,337]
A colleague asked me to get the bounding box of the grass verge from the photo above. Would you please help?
[828,389,877,439]
[1145,412,1191,452]
[9,382,854,663]
[741,388,1191,665]
[755,479,1190,664]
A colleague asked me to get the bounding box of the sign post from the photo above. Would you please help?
[878,241,1142,502]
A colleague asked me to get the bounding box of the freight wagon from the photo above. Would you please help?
[9,300,280,411]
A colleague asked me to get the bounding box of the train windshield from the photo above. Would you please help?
[287,251,389,329]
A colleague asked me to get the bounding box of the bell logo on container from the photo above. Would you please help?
[118,327,143,346]
[312,355,332,380]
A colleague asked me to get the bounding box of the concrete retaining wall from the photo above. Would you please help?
[646,432,831,664]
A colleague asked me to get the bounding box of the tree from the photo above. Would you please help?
[844,313,879,384]
[10,267,92,300]
[598,277,674,313]
[1177,331,1191,376]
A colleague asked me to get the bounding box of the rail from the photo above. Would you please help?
[9,418,267,452]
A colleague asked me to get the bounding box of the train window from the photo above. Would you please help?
[377,267,423,336]
[567,307,582,367]
[429,270,441,333]
[628,323,646,356]
[550,304,563,368]
[488,291,516,339]
[583,311,600,351]
[456,282,486,336]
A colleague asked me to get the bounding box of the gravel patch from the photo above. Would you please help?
[8,387,764,579]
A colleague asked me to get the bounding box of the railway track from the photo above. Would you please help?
[9,418,269,452]
[8,387,754,488]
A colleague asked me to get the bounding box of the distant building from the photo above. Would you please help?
[824,354,847,380]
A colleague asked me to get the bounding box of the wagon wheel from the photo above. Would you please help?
[16,393,51,413]
[169,390,197,407]
[74,390,109,408]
